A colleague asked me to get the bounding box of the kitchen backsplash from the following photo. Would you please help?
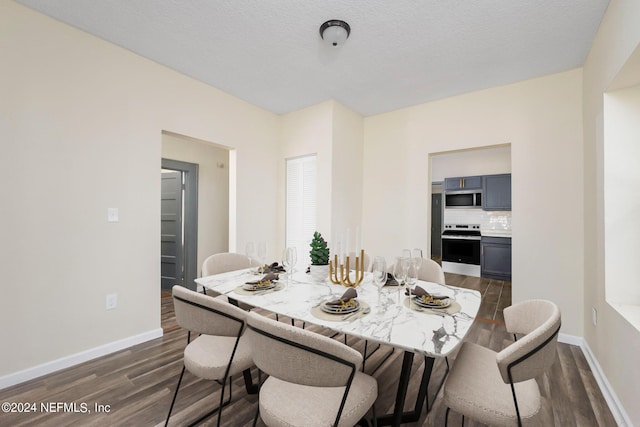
[443,209,512,234]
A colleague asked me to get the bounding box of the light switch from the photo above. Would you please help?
[107,208,119,222]
[106,293,117,310]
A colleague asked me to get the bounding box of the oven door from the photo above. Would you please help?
[442,237,480,265]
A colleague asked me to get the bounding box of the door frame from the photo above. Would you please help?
[162,158,198,291]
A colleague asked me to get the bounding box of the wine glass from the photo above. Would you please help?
[392,257,407,285]
[406,262,418,292]
[393,257,409,302]
[282,247,297,285]
[245,242,256,272]
[372,256,387,304]
[411,248,423,279]
[257,242,267,272]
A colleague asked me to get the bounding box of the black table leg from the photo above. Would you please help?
[376,352,436,426]
[242,368,260,394]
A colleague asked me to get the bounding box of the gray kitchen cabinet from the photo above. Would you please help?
[444,175,482,191]
[481,236,512,281]
[482,173,511,210]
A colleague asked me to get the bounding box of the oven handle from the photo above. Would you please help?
[441,235,481,241]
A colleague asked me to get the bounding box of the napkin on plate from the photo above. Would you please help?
[405,285,448,299]
[325,288,358,307]
[246,272,279,285]
[261,262,286,273]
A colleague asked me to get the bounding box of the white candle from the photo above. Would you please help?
[346,228,351,256]
[356,226,361,253]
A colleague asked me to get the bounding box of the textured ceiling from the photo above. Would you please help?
[16,0,609,116]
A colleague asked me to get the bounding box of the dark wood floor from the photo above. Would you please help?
[0,275,617,426]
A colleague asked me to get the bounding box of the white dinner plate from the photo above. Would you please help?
[242,282,277,292]
[413,296,451,309]
[320,299,360,314]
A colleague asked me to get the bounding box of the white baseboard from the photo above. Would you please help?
[559,333,632,427]
[0,328,163,391]
[558,332,583,346]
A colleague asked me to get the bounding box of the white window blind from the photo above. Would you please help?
[285,155,317,269]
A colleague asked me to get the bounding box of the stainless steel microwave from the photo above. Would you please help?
[444,191,482,208]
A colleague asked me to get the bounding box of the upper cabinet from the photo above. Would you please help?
[444,175,482,191]
[482,174,511,210]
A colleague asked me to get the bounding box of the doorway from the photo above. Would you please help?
[161,158,198,291]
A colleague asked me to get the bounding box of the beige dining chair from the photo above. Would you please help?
[347,251,372,272]
[245,310,378,427]
[166,285,255,427]
[202,252,260,277]
[201,252,260,308]
[415,257,446,284]
[443,299,561,426]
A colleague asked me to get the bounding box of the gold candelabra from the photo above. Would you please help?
[329,249,365,287]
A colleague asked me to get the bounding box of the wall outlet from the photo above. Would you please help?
[106,293,118,310]
[107,208,119,222]
[592,307,597,326]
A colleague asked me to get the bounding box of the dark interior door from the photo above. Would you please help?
[431,193,442,256]
[161,170,184,289]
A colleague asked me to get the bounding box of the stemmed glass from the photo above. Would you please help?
[246,242,256,273]
[282,247,297,286]
[372,256,387,304]
[257,242,267,272]
[393,257,409,303]
[410,248,423,284]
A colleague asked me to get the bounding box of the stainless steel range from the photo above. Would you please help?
[441,224,481,277]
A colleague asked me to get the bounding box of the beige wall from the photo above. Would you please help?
[363,70,585,336]
[431,145,511,182]
[583,1,640,424]
[0,2,279,378]
[161,132,230,276]
[331,101,364,249]
[279,101,333,262]
[278,100,364,260]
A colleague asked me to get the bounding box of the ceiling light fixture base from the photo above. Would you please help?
[319,20,351,47]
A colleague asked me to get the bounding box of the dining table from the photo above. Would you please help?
[195,267,481,427]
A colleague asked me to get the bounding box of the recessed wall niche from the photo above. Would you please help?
[604,42,640,331]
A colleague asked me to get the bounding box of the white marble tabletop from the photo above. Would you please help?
[195,269,481,358]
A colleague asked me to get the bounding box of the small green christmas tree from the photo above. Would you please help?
[309,231,330,265]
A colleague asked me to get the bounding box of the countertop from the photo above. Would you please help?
[480,229,512,238]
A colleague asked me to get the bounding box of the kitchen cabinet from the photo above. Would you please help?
[444,175,482,191]
[480,236,512,281]
[482,173,511,210]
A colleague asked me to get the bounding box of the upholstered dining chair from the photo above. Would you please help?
[202,252,260,277]
[166,285,255,427]
[201,252,260,309]
[347,251,372,272]
[245,311,378,427]
[415,257,446,284]
[443,299,561,426]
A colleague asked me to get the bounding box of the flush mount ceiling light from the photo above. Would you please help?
[319,20,351,47]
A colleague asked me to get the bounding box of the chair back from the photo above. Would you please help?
[246,311,363,388]
[347,251,372,272]
[172,285,247,337]
[416,258,446,284]
[497,299,561,384]
[202,252,258,276]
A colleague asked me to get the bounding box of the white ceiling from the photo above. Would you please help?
[16,0,609,116]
